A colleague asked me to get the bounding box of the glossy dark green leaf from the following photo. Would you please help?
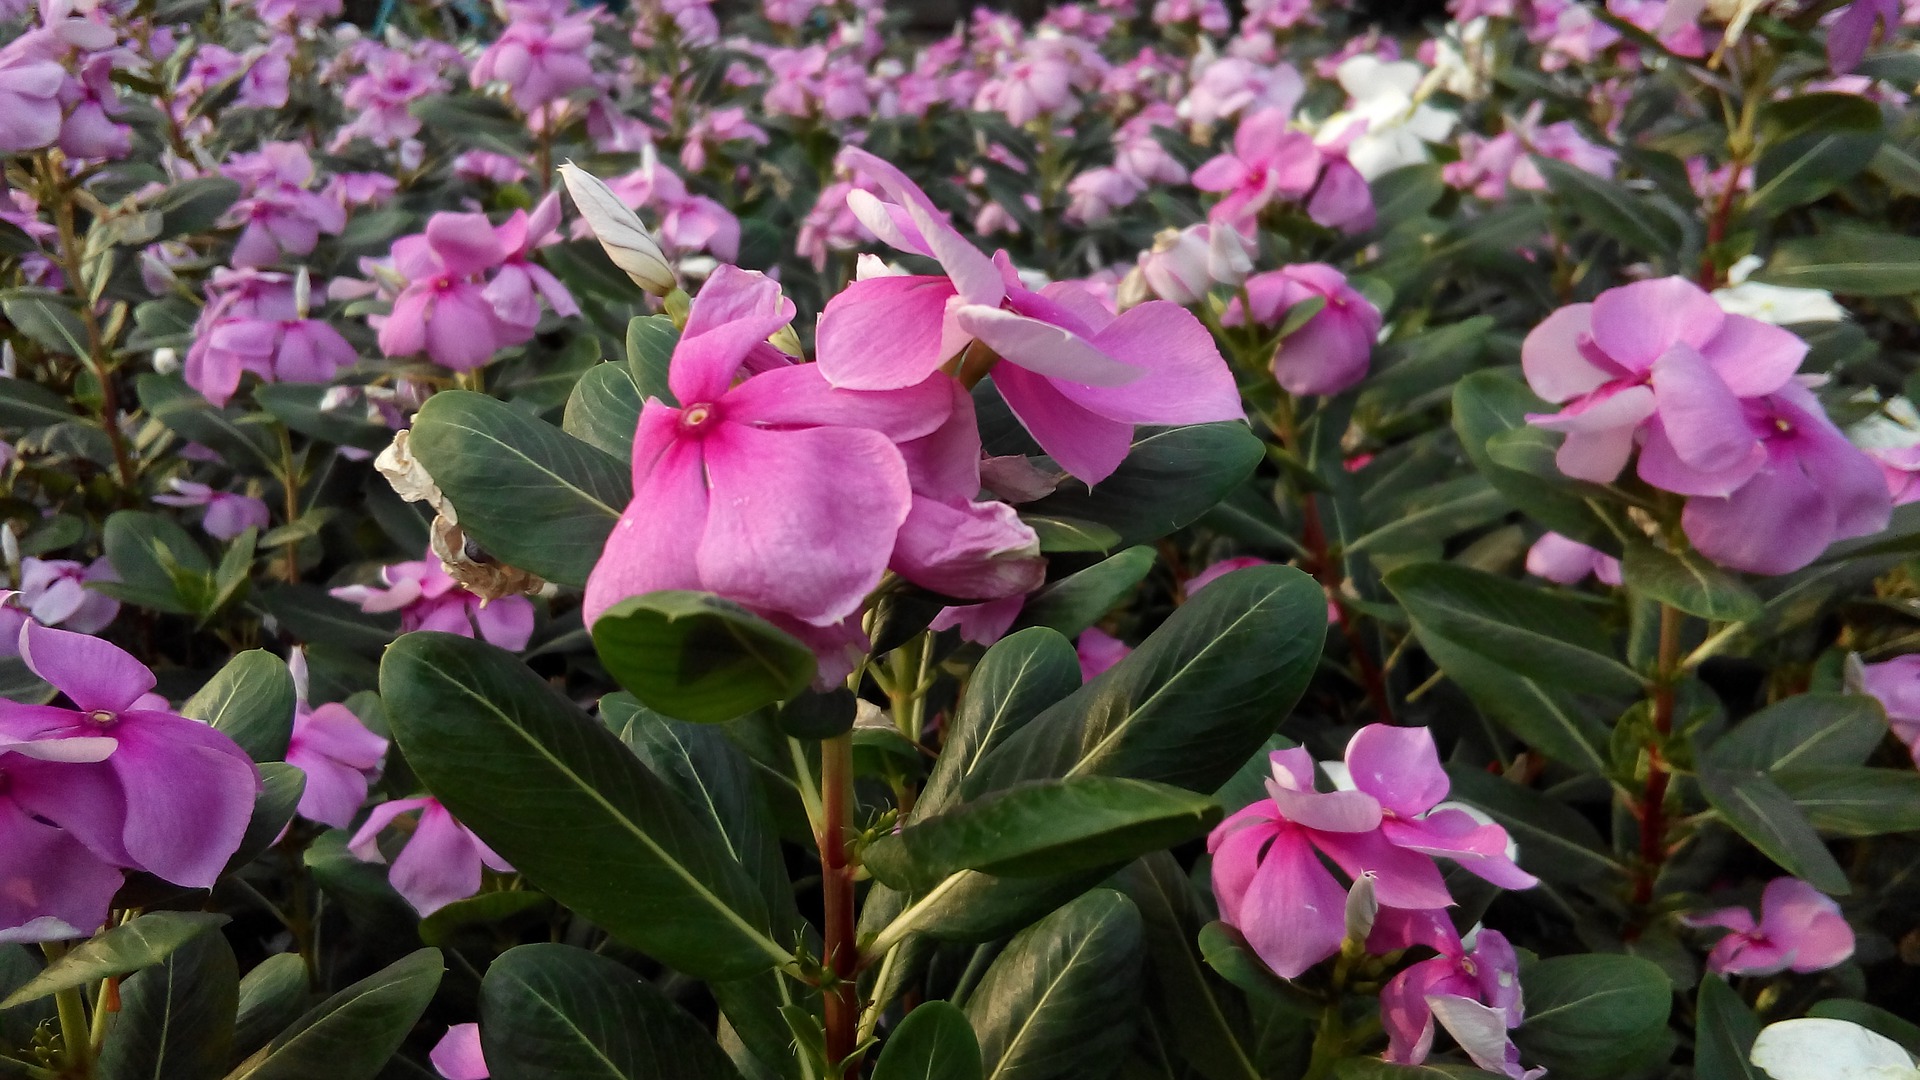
[1420,631,1615,772]
[97,929,239,1080]
[872,1002,983,1080]
[1770,766,1920,835]
[417,891,554,948]
[1536,156,1686,258]
[0,377,75,430]
[182,649,297,762]
[232,954,311,1066]
[917,627,1081,819]
[1022,515,1126,553]
[563,362,644,459]
[1750,94,1884,215]
[866,778,1220,890]
[479,944,742,1080]
[154,177,241,239]
[626,314,681,405]
[1451,373,1609,544]
[969,565,1325,794]
[1698,769,1850,894]
[1019,424,1263,548]
[135,374,276,467]
[1693,977,1762,1080]
[592,592,817,724]
[380,632,788,979]
[2,912,229,1009]
[1621,543,1763,624]
[242,948,443,1080]
[1115,855,1262,1080]
[99,510,213,616]
[1386,562,1641,698]
[964,890,1144,1080]
[405,390,631,587]
[1345,476,1509,558]
[1756,230,1920,296]
[0,288,88,357]
[224,763,306,875]
[1512,955,1672,1079]
[1707,694,1888,772]
[1013,546,1156,638]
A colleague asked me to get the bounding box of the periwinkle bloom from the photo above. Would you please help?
[1376,911,1537,1078]
[431,1024,489,1080]
[1223,265,1381,397]
[331,552,535,652]
[1525,533,1621,586]
[153,481,273,541]
[349,796,512,916]
[1685,877,1855,977]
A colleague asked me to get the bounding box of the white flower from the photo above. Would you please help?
[1319,55,1457,180]
[1429,18,1494,100]
[1751,1018,1920,1080]
[1713,254,1847,324]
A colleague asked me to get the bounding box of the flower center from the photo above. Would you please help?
[87,710,117,728]
[680,403,717,431]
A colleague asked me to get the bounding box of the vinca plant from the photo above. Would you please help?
[3,0,1920,1078]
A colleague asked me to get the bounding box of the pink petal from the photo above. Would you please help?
[473,597,534,652]
[1381,956,1451,1064]
[722,364,953,444]
[1682,449,1835,575]
[890,497,1045,601]
[1648,344,1764,475]
[1384,811,1539,890]
[953,305,1145,387]
[670,266,795,404]
[1345,725,1451,818]
[992,364,1135,485]
[815,275,967,391]
[583,431,709,626]
[426,212,509,277]
[697,423,910,626]
[1052,301,1243,424]
[109,712,260,888]
[1239,828,1349,979]
[425,288,504,371]
[1266,781,1384,833]
[1696,315,1807,397]
[430,1024,489,1080]
[1520,304,1609,403]
[390,802,487,915]
[838,147,1004,306]
[1207,805,1278,927]
[1312,828,1455,910]
[1588,277,1725,372]
[1758,877,1854,973]
[19,622,155,713]
[0,798,123,944]
[348,797,433,863]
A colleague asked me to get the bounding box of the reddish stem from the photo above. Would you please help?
[819,732,860,1066]
[1632,605,1683,908]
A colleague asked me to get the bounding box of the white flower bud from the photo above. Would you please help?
[294,266,312,320]
[152,348,181,375]
[558,161,677,296]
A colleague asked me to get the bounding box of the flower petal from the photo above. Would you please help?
[18,622,155,714]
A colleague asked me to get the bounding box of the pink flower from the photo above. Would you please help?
[1209,726,1536,979]
[470,8,597,112]
[0,734,124,943]
[1076,627,1132,680]
[286,651,388,829]
[1379,919,1537,1079]
[815,148,1240,484]
[1224,265,1381,396]
[349,796,512,916]
[454,150,530,185]
[1187,556,1270,596]
[929,595,1026,646]
[220,142,347,268]
[377,213,517,371]
[974,45,1074,125]
[330,553,535,651]
[1686,878,1855,976]
[0,622,260,890]
[584,267,957,682]
[431,1024,489,1080]
[0,53,65,153]
[153,480,273,541]
[1133,224,1253,306]
[1522,277,1804,489]
[1193,108,1375,235]
[186,268,357,405]
[1063,166,1146,224]
[10,556,119,638]
[485,193,579,335]
[1855,655,1920,767]
[1828,0,1901,72]
[1525,533,1622,586]
[1680,382,1890,575]
[1872,445,1920,506]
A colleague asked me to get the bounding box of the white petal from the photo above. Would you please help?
[1751,1019,1918,1080]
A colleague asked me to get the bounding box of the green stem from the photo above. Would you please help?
[43,943,91,1077]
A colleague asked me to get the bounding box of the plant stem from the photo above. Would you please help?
[42,943,91,1077]
[39,152,136,493]
[277,425,301,583]
[817,731,860,1067]
[1633,603,1683,908]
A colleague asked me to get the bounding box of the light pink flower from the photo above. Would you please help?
[470,7,597,112]
[349,796,511,916]
[153,480,273,541]
[431,1024,489,1080]
[1856,654,1920,767]
[330,553,535,651]
[1193,109,1375,235]
[1379,918,1537,1079]
[1525,533,1622,586]
[284,651,388,830]
[1686,877,1855,976]
[1224,265,1381,397]
[9,557,120,638]
[1075,627,1132,680]
[1,734,126,943]
[377,213,517,371]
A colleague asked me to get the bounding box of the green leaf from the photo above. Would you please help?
[1693,977,1763,1080]
[0,288,89,357]
[232,954,312,1066]
[254,384,394,452]
[1755,230,1920,296]
[1698,769,1850,894]
[1621,542,1763,623]
[964,890,1145,1080]
[968,566,1325,795]
[101,510,212,616]
[1536,156,1686,258]
[416,890,554,948]
[1451,373,1609,544]
[154,177,241,239]
[1019,424,1264,548]
[1386,562,1641,697]
[1512,954,1673,1080]
[408,94,527,152]
[1,912,229,1009]
[96,929,239,1080]
[564,362,645,459]
[241,949,443,1080]
[0,377,76,430]
[181,649,297,762]
[479,944,743,1080]
[1443,767,1620,886]
[1013,546,1156,638]
[1345,477,1509,557]
[380,632,788,980]
[1707,694,1888,772]
[866,778,1221,890]
[225,763,306,875]
[592,592,817,724]
[873,1002,984,1080]
[626,315,681,405]
[1022,515,1125,553]
[1749,96,1883,216]
[916,627,1081,819]
[1115,854,1263,1080]
[135,374,277,467]
[405,390,631,587]
[1770,766,1920,836]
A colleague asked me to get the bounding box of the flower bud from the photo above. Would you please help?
[1207,223,1255,287]
[1343,871,1379,949]
[558,162,677,296]
[152,348,181,375]
[1139,226,1211,305]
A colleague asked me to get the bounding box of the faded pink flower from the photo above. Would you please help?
[1686,878,1855,976]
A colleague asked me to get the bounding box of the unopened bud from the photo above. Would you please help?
[1140,226,1211,306]
[294,266,312,319]
[152,348,181,375]
[288,646,309,705]
[1,522,18,573]
[1207,223,1255,287]
[768,324,803,358]
[558,162,677,296]
[1343,871,1378,949]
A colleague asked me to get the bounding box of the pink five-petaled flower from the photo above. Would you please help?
[1522,276,1806,491]
[584,266,957,680]
[1209,725,1537,979]
[1678,381,1890,576]
[0,736,125,944]
[1854,654,1920,769]
[153,480,273,541]
[431,1024,489,1080]
[349,796,512,917]
[1374,910,1536,1079]
[0,622,260,890]
[485,193,579,336]
[5,556,120,641]
[377,212,517,371]
[284,651,388,829]
[469,6,597,112]
[815,147,1240,484]
[1685,877,1855,977]
[1222,264,1382,397]
[1191,108,1375,236]
[330,552,535,652]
